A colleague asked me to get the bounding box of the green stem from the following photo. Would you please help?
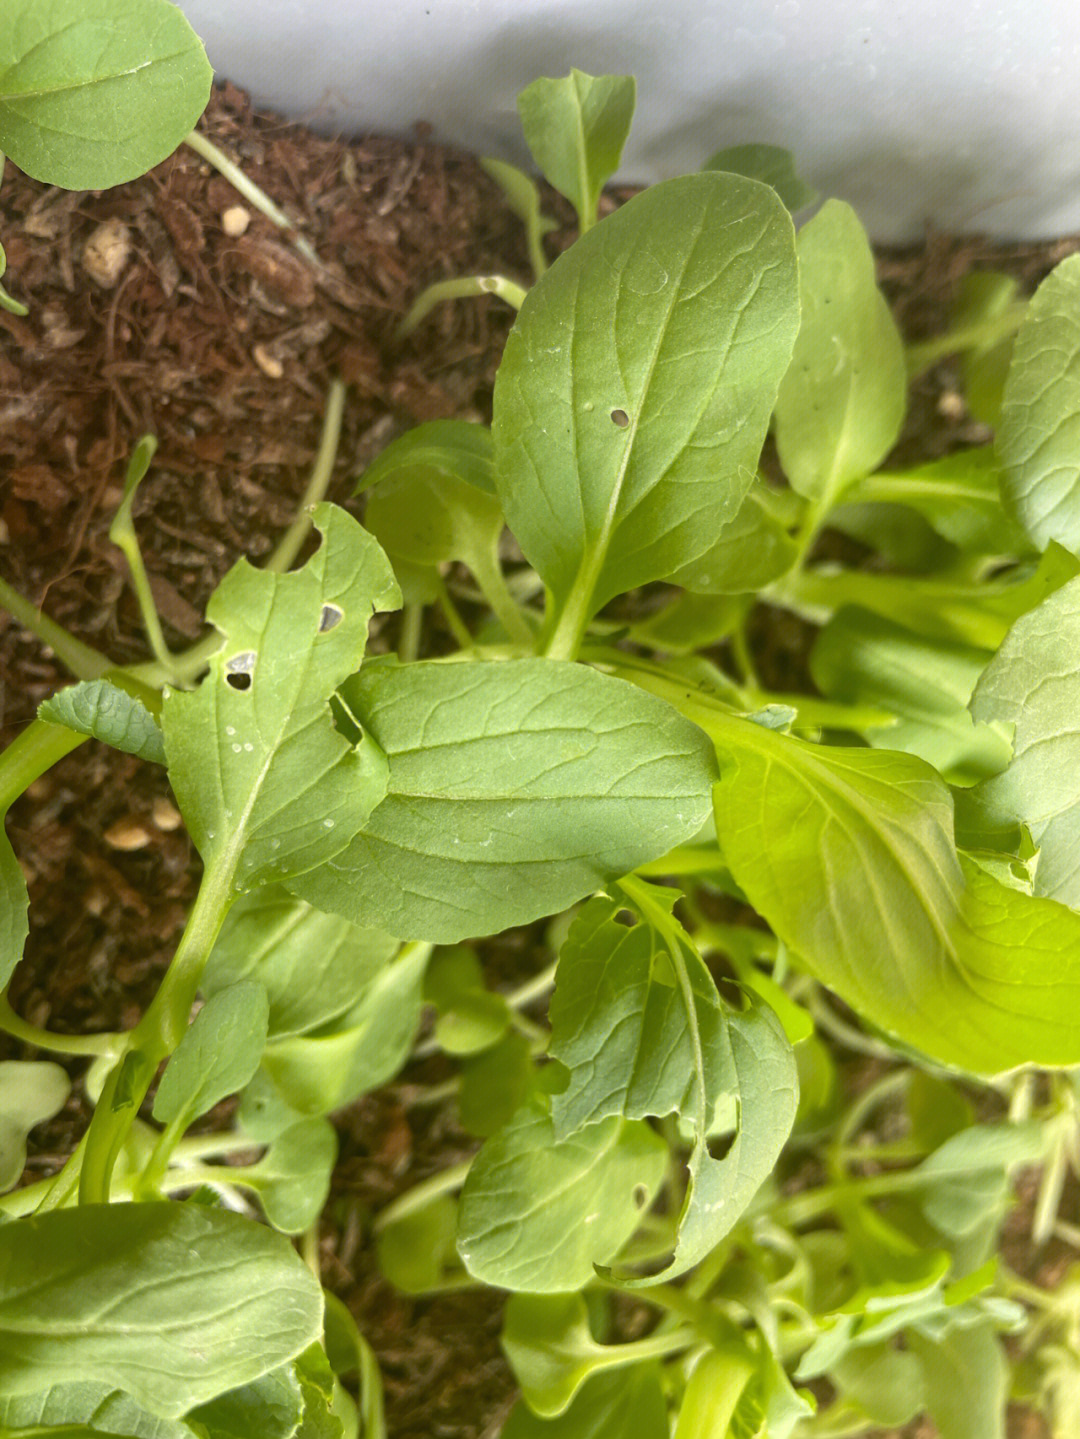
[397,602,423,663]
[110,524,178,680]
[265,378,346,574]
[78,863,236,1204]
[432,573,474,649]
[0,721,85,810]
[543,583,593,662]
[396,275,526,340]
[0,576,111,681]
[770,1166,932,1228]
[184,129,321,267]
[467,540,534,647]
[905,303,1027,377]
[505,960,558,1011]
[0,994,122,1058]
[373,1158,472,1232]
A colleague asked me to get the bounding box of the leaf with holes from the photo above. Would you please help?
[549,885,797,1283]
[457,1098,666,1293]
[492,171,799,646]
[162,503,400,900]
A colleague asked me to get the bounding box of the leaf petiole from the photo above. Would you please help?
[396,275,527,340]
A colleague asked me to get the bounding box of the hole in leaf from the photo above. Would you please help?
[706,1130,736,1164]
[319,603,344,633]
[225,651,256,690]
[632,1184,650,1209]
[610,408,630,428]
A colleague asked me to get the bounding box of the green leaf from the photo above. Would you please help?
[1,822,30,991]
[501,1366,668,1439]
[480,157,559,278]
[492,171,799,641]
[709,716,1080,1072]
[202,887,398,1040]
[810,607,1011,783]
[259,942,427,1115]
[359,421,503,573]
[913,1122,1049,1239]
[908,1320,1008,1439]
[905,1071,975,1152]
[548,889,797,1281]
[457,1097,666,1292]
[773,200,906,506]
[954,272,1021,428]
[971,577,1080,907]
[703,143,818,212]
[516,70,636,232]
[997,255,1080,551]
[549,895,731,1135]
[829,1343,924,1427]
[0,1382,196,1439]
[188,1364,303,1439]
[459,1030,537,1137]
[289,658,717,943]
[0,1060,70,1191]
[162,503,400,900]
[357,420,494,493]
[375,1194,460,1294]
[840,448,1032,555]
[665,482,798,595]
[38,680,165,764]
[775,539,1079,652]
[0,1203,323,1417]
[152,981,269,1128]
[233,1119,338,1234]
[0,0,212,190]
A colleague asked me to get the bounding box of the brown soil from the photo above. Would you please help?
[1,81,1076,1439]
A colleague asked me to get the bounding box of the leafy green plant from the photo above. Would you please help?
[2,65,1080,1439]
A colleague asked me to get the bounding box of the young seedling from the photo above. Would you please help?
[4,65,1080,1439]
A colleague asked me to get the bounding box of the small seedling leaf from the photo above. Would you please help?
[151,981,269,1128]
[516,71,636,232]
[0,1060,70,1192]
[39,679,165,765]
[774,200,907,506]
[703,143,818,212]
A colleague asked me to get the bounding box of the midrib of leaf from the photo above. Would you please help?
[572,83,590,227]
[619,876,708,1129]
[544,212,707,658]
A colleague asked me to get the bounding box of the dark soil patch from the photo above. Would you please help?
[2,82,1076,1439]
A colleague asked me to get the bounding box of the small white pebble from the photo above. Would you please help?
[221,205,251,237]
[252,343,284,379]
[104,817,151,851]
[82,218,132,288]
[151,797,183,832]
